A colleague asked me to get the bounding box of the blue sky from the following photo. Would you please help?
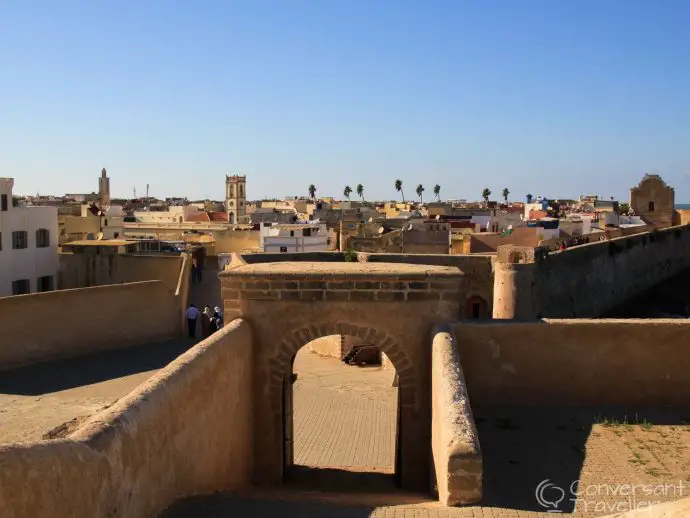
[1,0,689,202]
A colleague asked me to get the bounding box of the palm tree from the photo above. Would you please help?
[394,179,405,202]
[416,184,425,203]
[481,188,491,203]
[356,184,364,201]
[502,187,510,202]
[308,184,316,201]
[343,185,352,201]
[433,184,441,201]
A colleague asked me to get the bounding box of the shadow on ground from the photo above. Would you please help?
[476,405,690,513]
[0,339,193,395]
[161,493,375,518]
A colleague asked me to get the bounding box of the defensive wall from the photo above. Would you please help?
[0,281,180,370]
[58,252,191,337]
[0,320,254,518]
[494,224,690,318]
[452,319,690,408]
[58,252,185,292]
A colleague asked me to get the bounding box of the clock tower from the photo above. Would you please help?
[225,174,247,224]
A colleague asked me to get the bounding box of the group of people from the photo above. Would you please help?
[185,303,224,339]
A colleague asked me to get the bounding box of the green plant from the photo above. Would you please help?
[344,249,357,262]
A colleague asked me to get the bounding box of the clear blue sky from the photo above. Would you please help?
[2,0,689,202]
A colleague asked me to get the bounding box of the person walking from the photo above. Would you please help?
[186,303,201,338]
[202,304,214,337]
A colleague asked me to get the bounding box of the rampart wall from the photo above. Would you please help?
[453,319,690,408]
[0,281,179,370]
[494,224,690,318]
[0,320,254,518]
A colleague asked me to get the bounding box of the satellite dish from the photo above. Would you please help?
[96,232,104,240]
[507,225,513,231]
[435,214,441,220]
[368,217,374,223]
[86,233,95,240]
[406,223,413,231]
[377,226,385,234]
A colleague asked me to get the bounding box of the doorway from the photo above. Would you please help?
[282,335,400,491]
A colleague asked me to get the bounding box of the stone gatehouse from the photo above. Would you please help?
[220,261,465,490]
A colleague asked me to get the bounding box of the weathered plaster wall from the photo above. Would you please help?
[494,225,690,318]
[0,320,254,518]
[0,280,180,370]
[453,319,690,408]
[431,327,482,506]
[58,252,185,291]
[214,230,260,255]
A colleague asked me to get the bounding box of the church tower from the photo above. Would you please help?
[98,168,110,206]
[225,174,247,224]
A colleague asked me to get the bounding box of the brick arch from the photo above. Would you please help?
[267,321,417,414]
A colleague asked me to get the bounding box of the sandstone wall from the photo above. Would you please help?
[453,319,690,408]
[214,230,260,255]
[0,281,179,370]
[431,327,482,505]
[495,224,690,318]
[0,320,254,518]
[58,252,185,291]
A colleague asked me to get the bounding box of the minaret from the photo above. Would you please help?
[98,168,110,206]
[225,174,247,224]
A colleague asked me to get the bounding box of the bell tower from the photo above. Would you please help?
[225,174,247,224]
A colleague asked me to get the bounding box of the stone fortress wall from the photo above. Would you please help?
[494,224,690,319]
[0,320,254,518]
[0,280,181,370]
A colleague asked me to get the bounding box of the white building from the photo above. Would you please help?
[0,178,58,296]
[260,222,329,253]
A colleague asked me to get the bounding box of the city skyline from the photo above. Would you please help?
[2,1,690,202]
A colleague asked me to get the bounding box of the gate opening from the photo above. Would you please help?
[282,334,400,491]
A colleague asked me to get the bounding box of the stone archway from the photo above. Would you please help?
[270,323,416,483]
[220,260,465,491]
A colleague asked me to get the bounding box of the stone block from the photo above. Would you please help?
[325,290,350,301]
[350,291,376,302]
[354,281,381,290]
[375,291,406,301]
[221,289,240,301]
[243,290,279,300]
[407,291,439,301]
[280,291,302,301]
[270,281,298,290]
[300,290,324,301]
[327,281,354,290]
[300,281,327,290]
[244,281,270,290]
[407,282,429,290]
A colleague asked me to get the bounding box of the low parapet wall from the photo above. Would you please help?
[0,280,179,370]
[431,327,482,505]
[0,319,254,518]
[494,224,690,318]
[453,319,690,408]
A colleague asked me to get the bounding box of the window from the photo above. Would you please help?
[303,228,312,237]
[104,219,108,226]
[12,231,28,249]
[290,231,294,237]
[1,194,7,211]
[36,228,50,248]
[280,246,288,253]
[37,275,53,292]
[648,201,655,212]
[12,279,30,295]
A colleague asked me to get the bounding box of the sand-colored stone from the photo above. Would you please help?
[431,327,481,505]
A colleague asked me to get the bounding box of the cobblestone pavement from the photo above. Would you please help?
[293,351,397,472]
[164,352,690,518]
[0,338,193,443]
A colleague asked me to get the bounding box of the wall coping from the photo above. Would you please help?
[455,318,690,327]
[220,261,464,280]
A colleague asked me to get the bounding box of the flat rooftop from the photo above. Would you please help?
[63,239,135,246]
[222,261,463,279]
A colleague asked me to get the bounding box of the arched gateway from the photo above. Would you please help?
[220,260,464,491]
